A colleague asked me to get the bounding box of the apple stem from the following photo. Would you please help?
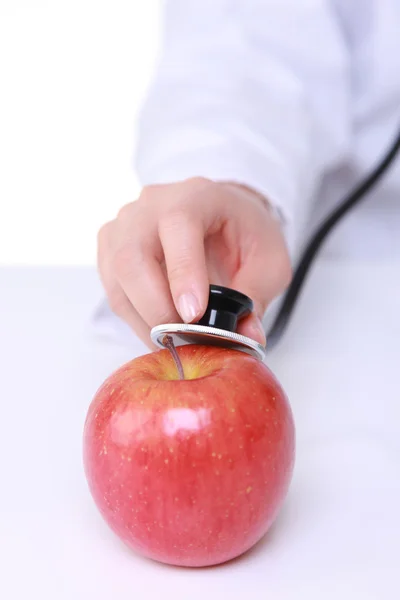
[162,335,185,380]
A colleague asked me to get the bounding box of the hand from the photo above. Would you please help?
[97,177,292,349]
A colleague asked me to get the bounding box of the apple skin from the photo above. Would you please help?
[83,345,295,567]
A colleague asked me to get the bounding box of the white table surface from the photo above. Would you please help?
[1,262,399,600]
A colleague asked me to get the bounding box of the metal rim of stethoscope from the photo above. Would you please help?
[151,323,266,361]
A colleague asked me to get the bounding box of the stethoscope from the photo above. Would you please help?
[151,127,400,362]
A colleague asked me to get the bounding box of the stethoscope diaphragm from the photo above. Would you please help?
[150,285,266,362]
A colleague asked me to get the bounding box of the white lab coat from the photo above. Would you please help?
[135,0,400,261]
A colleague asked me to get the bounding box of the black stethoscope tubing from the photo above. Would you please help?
[266,127,400,349]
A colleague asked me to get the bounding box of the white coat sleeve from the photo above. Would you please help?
[134,0,351,257]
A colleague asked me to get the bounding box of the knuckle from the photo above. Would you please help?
[167,256,193,283]
[138,185,165,208]
[185,176,214,191]
[161,206,189,228]
[138,186,153,203]
[119,198,152,230]
[159,209,193,241]
[181,178,216,207]
[117,201,135,222]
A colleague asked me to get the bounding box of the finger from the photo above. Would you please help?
[237,312,266,346]
[107,284,157,350]
[113,237,181,329]
[110,201,182,330]
[158,209,209,323]
[97,221,156,349]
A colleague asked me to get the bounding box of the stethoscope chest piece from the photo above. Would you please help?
[150,285,266,362]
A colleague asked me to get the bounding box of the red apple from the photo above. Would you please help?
[83,344,295,567]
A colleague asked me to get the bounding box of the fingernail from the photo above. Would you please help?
[178,292,200,323]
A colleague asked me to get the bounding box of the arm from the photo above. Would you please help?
[135,0,351,258]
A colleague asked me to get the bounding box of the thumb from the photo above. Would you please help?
[231,243,292,343]
[237,312,266,346]
[232,254,291,317]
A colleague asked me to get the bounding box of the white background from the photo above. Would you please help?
[0,0,161,265]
